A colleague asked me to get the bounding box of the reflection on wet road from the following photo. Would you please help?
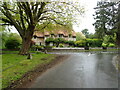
[30,52,118,88]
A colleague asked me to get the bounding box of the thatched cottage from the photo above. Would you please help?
[32,29,76,46]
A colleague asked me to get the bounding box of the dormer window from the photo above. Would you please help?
[59,34,63,38]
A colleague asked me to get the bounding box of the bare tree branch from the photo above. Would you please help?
[42,10,63,14]
[17,2,26,30]
[36,2,46,21]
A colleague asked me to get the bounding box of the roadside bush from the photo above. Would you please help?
[75,39,103,47]
[52,46,56,48]
[1,32,22,49]
[68,41,75,46]
[5,38,20,49]
[75,40,86,47]
[102,43,108,47]
[86,39,102,47]
[59,44,64,47]
[44,46,52,49]
[36,45,44,50]
[108,43,115,47]
[31,45,44,51]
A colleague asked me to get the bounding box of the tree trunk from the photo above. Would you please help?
[116,3,120,48]
[116,33,120,47]
[19,26,34,55]
[19,36,32,55]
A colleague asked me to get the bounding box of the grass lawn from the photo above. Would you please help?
[2,53,55,89]
[1,50,37,54]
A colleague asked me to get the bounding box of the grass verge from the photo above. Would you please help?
[1,50,37,54]
[2,53,55,89]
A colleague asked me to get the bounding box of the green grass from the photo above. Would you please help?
[0,55,2,90]
[2,51,19,54]
[2,53,55,89]
[2,50,37,54]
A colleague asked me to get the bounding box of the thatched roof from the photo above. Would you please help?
[33,29,76,37]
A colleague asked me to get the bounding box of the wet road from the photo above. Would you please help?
[30,52,118,88]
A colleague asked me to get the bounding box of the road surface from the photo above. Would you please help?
[30,52,118,88]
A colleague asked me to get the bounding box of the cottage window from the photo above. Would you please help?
[51,34,54,38]
[59,34,63,37]
[40,42,41,46]
[33,35,37,39]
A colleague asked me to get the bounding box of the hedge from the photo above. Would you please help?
[5,38,20,49]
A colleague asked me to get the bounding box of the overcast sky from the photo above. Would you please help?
[73,0,100,33]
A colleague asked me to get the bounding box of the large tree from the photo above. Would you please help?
[0,1,84,55]
[93,1,120,47]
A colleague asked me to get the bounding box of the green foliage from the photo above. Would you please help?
[108,43,115,47]
[59,44,64,47]
[45,38,76,47]
[36,45,44,50]
[44,46,53,49]
[67,41,75,46]
[103,35,115,44]
[31,45,44,51]
[75,40,86,47]
[86,39,103,47]
[88,33,96,39]
[93,1,120,46]
[81,29,89,38]
[93,1,118,38]
[45,38,65,46]
[75,39,103,47]
[76,32,86,41]
[55,38,65,43]
[1,32,8,49]
[5,38,20,49]
[102,43,108,47]
[45,38,54,43]
[1,32,22,49]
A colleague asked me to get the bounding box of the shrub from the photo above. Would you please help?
[55,38,65,43]
[59,44,64,47]
[44,46,52,49]
[75,40,86,47]
[45,38,54,43]
[36,45,44,50]
[86,39,103,47]
[5,38,20,49]
[45,38,65,46]
[102,43,108,47]
[108,43,115,47]
[31,45,44,51]
[68,41,75,46]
